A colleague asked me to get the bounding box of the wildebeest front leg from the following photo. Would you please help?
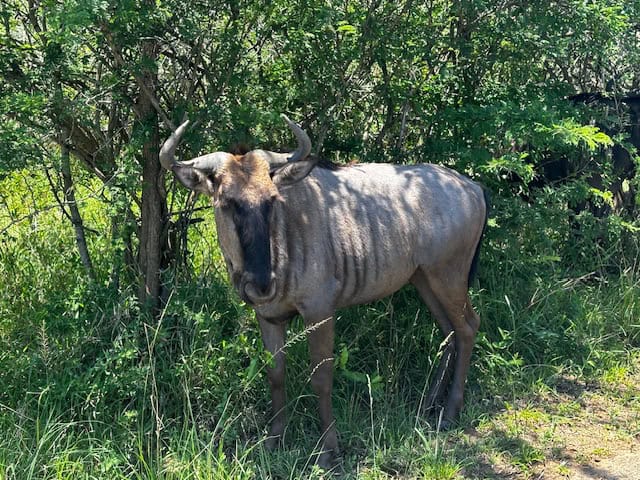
[257,315,287,449]
[305,313,338,469]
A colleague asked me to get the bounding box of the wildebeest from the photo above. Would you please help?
[159,115,488,468]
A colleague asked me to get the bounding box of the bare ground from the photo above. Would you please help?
[459,361,640,479]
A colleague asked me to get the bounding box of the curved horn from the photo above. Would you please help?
[282,114,311,163]
[261,114,312,167]
[159,120,190,170]
[160,120,228,172]
[179,152,229,172]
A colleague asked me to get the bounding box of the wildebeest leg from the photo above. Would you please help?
[257,315,287,449]
[411,270,456,410]
[427,271,480,429]
[304,313,338,469]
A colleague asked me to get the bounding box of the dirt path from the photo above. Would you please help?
[460,363,640,479]
[569,452,639,480]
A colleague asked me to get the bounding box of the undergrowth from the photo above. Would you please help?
[0,171,639,479]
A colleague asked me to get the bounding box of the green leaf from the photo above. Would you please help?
[536,120,613,151]
[336,22,357,35]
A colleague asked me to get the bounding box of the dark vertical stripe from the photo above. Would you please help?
[366,205,380,284]
[234,200,272,292]
[345,218,357,300]
[352,207,363,297]
[299,184,311,276]
[360,205,369,295]
[284,203,296,294]
[326,216,339,279]
[341,236,349,302]
[271,207,281,281]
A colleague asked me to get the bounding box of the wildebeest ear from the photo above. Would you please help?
[271,159,317,187]
[172,165,216,196]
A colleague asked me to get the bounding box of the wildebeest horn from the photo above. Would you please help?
[159,120,227,172]
[261,114,312,167]
[159,120,190,170]
[282,114,311,162]
[178,152,229,172]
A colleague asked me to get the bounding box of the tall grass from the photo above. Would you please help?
[1,171,638,478]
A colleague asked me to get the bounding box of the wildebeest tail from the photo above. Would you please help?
[468,188,490,288]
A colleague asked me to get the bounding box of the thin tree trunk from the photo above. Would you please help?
[59,128,95,280]
[101,10,168,312]
[109,204,136,292]
[136,37,167,311]
[395,100,411,158]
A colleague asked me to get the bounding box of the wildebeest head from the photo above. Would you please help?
[159,115,317,305]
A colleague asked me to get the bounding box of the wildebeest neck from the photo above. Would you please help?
[232,199,273,301]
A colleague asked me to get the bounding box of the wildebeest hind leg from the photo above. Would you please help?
[411,270,456,410]
[426,271,479,430]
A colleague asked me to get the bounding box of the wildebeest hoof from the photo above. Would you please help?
[422,397,445,415]
[438,417,456,432]
[264,434,282,451]
[315,450,340,473]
